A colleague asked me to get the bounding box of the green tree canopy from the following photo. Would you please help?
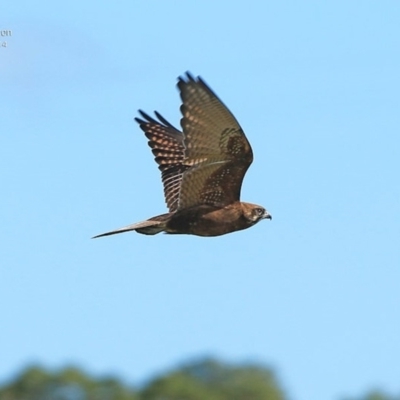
[141,358,286,400]
[1,358,398,400]
[343,390,400,400]
[0,365,137,400]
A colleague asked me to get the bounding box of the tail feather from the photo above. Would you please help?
[92,214,170,238]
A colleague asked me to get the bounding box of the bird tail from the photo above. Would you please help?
[92,213,170,238]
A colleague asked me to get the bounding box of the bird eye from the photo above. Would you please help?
[252,208,264,219]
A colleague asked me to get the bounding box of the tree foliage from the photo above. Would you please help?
[343,390,400,400]
[0,365,137,400]
[0,359,284,400]
[0,358,398,400]
[141,358,286,400]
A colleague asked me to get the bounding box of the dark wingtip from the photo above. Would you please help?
[177,72,216,101]
[137,109,147,118]
[177,71,197,86]
[134,109,147,125]
[136,109,156,124]
[184,71,196,81]
[135,109,178,131]
[154,111,178,129]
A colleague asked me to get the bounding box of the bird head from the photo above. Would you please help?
[241,202,272,224]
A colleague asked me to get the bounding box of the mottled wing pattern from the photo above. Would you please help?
[135,110,188,212]
[177,73,253,209]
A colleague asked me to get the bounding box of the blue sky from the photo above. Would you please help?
[1,2,399,400]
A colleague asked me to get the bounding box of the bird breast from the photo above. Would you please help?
[165,203,250,237]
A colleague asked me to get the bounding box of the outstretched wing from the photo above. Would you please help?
[135,110,188,212]
[177,72,253,210]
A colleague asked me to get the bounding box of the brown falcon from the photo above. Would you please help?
[93,72,271,238]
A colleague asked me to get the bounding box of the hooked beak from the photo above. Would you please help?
[263,211,272,220]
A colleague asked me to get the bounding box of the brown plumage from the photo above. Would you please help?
[93,72,271,238]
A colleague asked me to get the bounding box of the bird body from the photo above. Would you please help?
[93,73,271,239]
[95,202,269,238]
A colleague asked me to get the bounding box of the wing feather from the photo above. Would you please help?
[135,110,188,212]
[135,74,253,211]
[176,73,253,209]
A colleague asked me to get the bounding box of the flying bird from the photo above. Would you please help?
[93,72,271,238]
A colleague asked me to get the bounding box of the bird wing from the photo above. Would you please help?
[135,110,188,212]
[176,72,253,210]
